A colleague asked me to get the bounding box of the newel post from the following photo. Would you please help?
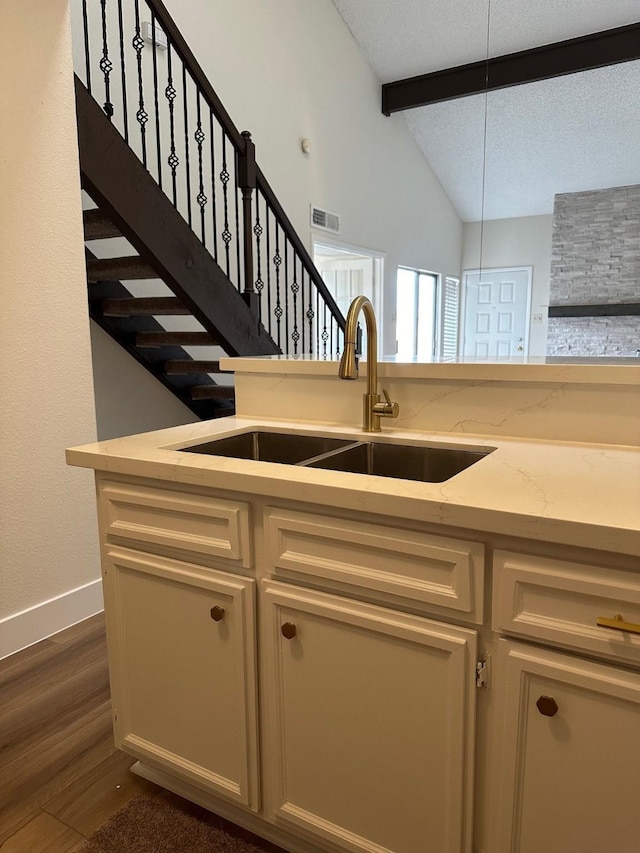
[238,130,258,316]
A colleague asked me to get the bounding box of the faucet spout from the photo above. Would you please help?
[338,296,399,432]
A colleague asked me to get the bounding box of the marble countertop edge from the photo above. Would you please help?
[66,417,640,559]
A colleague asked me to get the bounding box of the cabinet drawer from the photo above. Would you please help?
[493,550,640,665]
[264,507,484,622]
[100,481,252,567]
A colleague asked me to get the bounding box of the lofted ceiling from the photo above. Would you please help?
[331,0,640,222]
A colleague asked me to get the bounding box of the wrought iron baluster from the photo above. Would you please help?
[151,14,162,188]
[220,134,232,280]
[253,190,264,323]
[132,0,148,166]
[265,204,272,336]
[165,42,178,206]
[316,291,321,356]
[82,0,92,93]
[307,270,315,355]
[291,254,300,355]
[273,224,283,349]
[322,302,328,357]
[284,239,290,350]
[209,113,218,262]
[99,0,113,119]
[182,64,192,228]
[329,314,333,355]
[195,93,207,244]
[116,0,128,142]
[300,267,306,355]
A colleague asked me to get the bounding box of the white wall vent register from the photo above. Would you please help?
[310,205,340,234]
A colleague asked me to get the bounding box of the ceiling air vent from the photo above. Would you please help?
[311,205,340,234]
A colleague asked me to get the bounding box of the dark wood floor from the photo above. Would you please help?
[0,614,285,852]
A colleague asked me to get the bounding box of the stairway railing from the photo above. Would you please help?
[74,0,345,357]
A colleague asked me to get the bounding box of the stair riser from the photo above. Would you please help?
[102,297,190,317]
[165,361,223,374]
[83,209,121,240]
[87,257,157,281]
[136,332,220,347]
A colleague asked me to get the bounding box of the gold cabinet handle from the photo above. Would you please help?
[210,605,225,622]
[536,695,559,717]
[281,622,297,640]
[596,614,640,636]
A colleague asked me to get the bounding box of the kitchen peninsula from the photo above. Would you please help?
[67,357,640,853]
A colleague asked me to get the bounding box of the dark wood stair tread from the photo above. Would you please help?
[102,297,190,316]
[136,331,221,347]
[83,208,121,240]
[191,386,235,400]
[165,360,224,374]
[87,256,157,281]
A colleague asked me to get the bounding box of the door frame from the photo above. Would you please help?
[461,266,533,358]
[309,232,387,318]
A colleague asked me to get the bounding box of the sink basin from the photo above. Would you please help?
[181,431,354,465]
[178,429,494,483]
[306,441,494,483]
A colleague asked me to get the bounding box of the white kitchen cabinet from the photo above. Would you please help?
[103,546,259,809]
[261,579,478,853]
[490,550,640,853]
[88,473,640,853]
[491,639,640,853]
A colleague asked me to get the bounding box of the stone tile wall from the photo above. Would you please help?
[548,184,640,356]
[547,317,639,356]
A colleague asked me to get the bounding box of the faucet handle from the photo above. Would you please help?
[373,388,399,419]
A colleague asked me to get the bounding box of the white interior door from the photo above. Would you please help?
[462,267,531,357]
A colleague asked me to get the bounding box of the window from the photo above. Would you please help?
[396,268,437,360]
[396,269,460,360]
[440,275,461,359]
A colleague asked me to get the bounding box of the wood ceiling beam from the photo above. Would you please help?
[382,22,640,115]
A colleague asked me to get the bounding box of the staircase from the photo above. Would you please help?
[73,0,345,420]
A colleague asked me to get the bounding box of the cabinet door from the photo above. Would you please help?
[491,639,640,853]
[262,580,478,853]
[104,547,258,809]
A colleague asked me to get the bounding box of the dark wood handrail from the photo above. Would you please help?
[255,165,346,331]
[145,0,246,152]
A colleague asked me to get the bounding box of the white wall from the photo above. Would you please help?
[91,324,199,440]
[0,0,102,655]
[462,215,553,356]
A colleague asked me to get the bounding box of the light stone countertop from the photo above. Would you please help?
[67,416,640,559]
[221,355,640,385]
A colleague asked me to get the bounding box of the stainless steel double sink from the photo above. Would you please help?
[180,430,495,484]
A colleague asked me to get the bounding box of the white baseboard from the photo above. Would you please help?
[0,578,104,659]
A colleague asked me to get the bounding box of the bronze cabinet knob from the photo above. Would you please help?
[536,695,559,717]
[281,622,297,640]
[210,605,225,622]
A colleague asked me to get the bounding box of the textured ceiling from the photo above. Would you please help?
[332,0,640,221]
